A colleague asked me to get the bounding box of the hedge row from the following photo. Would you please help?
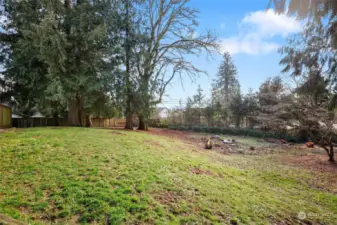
[167,125,302,142]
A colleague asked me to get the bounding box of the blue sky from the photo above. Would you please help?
[161,0,301,108]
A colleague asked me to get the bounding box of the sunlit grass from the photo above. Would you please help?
[0,128,336,224]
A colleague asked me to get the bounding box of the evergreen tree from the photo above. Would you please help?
[229,91,244,128]
[212,51,240,126]
[0,0,123,126]
[0,0,49,117]
[256,76,289,131]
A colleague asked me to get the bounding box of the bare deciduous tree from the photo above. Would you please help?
[129,0,219,130]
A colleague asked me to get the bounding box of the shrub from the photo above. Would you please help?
[192,126,204,133]
[167,125,301,142]
[207,127,221,134]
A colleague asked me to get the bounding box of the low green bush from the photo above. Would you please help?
[192,126,204,133]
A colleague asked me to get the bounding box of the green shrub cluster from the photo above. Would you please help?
[167,125,302,142]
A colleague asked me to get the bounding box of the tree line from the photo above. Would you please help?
[0,0,218,129]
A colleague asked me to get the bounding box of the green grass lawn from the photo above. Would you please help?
[0,128,336,224]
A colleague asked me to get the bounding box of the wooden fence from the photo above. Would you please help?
[13,117,126,128]
[91,118,126,128]
[0,104,12,128]
[13,118,68,128]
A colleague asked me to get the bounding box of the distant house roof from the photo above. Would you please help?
[12,112,65,119]
[0,103,11,109]
[31,112,46,118]
[12,114,22,118]
[156,107,169,119]
[12,112,49,119]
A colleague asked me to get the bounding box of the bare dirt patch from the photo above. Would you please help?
[282,154,337,173]
[154,191,183,205]
[0,213,26,225]
[190,167,213,176]
[146,128,290,154]
[146,128,233,152]
[277,152,337,193]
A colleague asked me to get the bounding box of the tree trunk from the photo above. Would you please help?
[125,111,133,130]
[53,112,59,126]
[68,99,81,126]
[76,95,83,127]
[323,145,335,162]
[138,115,148,130]
[123,0,134,131]
[86,114,92,127]
[328,146,335,162]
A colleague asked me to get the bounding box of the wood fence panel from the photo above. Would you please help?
[115,119,126,128]
[12,116,125,128]
[0,104,12,128]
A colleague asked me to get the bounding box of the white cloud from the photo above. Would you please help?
[243,10,301,37]
[221,37,279,55]
[220,23,225,29]
[221,9,301,55]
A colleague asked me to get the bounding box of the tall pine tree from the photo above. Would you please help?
[212,52,240,127]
